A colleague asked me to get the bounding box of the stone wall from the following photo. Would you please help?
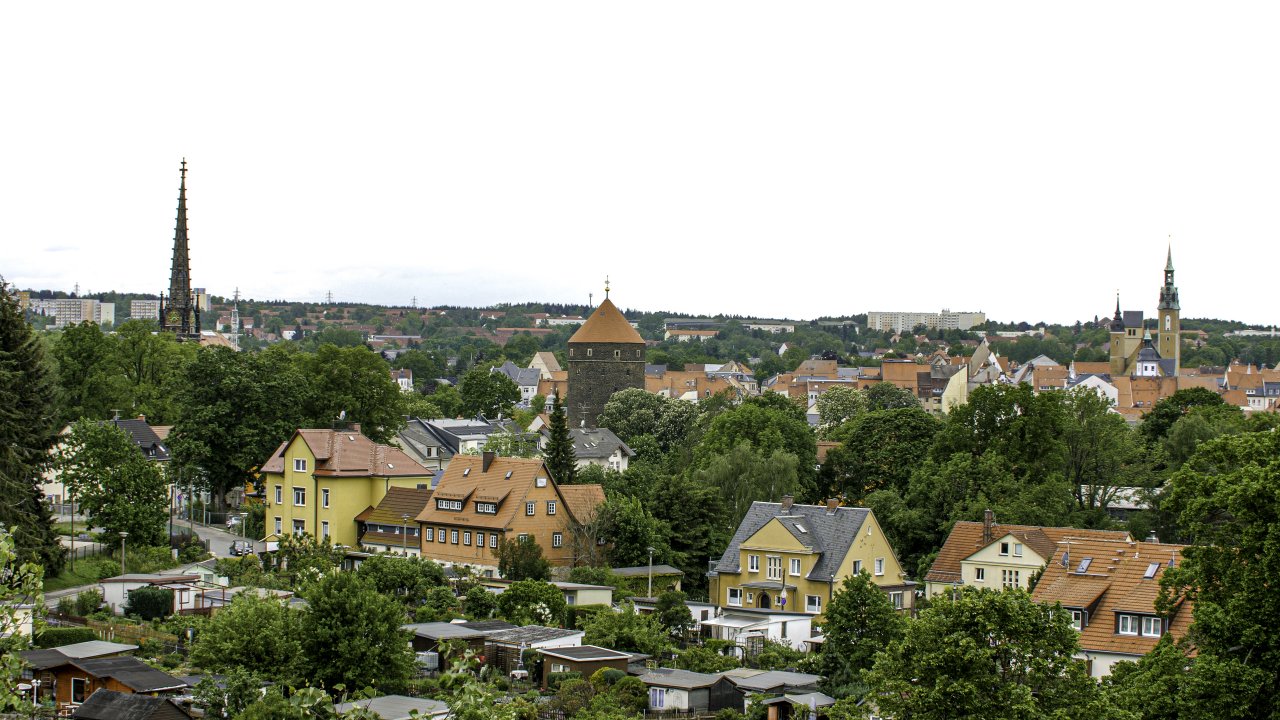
[567,341,645,428]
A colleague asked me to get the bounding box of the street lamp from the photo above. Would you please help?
[401,514,411,554]
[647,546,656,598]
[119,531,129,575]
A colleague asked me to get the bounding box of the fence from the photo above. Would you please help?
[64,543,108,562]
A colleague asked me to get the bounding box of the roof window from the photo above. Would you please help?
[1076,557,1092,573]
[463,468,470,477]
[795,524,808,533]
[1143,562,1160,579]
[505,471,513,479]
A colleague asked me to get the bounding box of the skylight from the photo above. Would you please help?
[1076,557,1092,573]
[795,524,808,534]
[463,468,470,477]
[1144,562,1160,579]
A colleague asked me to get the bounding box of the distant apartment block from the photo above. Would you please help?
[28,298,115,328]
[131,299,161,320]
[867,309,986,333]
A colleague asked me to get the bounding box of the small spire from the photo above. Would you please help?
[1166,237,1174,272]
[604,275,610,299]
[180,158,188,184]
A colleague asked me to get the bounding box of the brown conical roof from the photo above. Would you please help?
[568,298,644,344]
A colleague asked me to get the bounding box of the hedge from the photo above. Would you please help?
[36,627,98,648]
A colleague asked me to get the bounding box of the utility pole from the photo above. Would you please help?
[119,532,129,575]
[647,546,655,598]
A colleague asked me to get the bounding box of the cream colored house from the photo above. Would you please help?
[708,496,916,619]
[924,511,1130,597]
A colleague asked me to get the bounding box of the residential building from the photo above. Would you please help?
[72,690,195,720]
[922,511,1130,597]
[396,417,530,471]
[28,298,115,328]
[390,368,414,392]
[1032,538,1191,678]
[528,351,563,380]
[537,427,634,473]
[98,574,201,616]
[567,289,646,429]
[356,487,433,555]
[35,656,186,707]
[491,361,541,403]
[664,329,719,342]
[334,696,449,720]
[257,426,433,547]
[700,608,815,652]
[635,668,738,714]
[414,453,605,575]
[867,310,985,333]
[708,497,916,622]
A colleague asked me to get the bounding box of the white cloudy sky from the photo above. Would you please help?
[3,2,1278,325]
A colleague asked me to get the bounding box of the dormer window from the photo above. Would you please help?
[475,502,497,514]
[437,499,463,511]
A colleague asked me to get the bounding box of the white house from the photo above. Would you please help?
[99,574,202,615]
[699,608,815,652]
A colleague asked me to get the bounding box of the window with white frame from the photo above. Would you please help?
[476,532,485,547]
[999,542,1010,556]
[490,534,498,548]
[1118,614,1138,635]
[293,487,305,506]
[728,588,742,607]
[437,499,462,511]
[853,560,862,574]
[274,517,282,534]
[1071,610,1085,630]
[292,519,305,535]
[975,567,986,582]
[553,533,563,548]
[463,531,471,546]
[321,521,329,538]
[890,591,903,609]
[526,502,536,516]
[552,662,570,673]
[425,528,434,542]
[547,501,556,515]
[748,554,759,572]
[1013,543,1023,557]
[649,687,666,709]
[475,502,497,514]
[767,556,782,580]
[274,485,282,504]
[789,558,802,576]
[450,530,459,544]
[1002,569,1021,589]
[321,488,330,508]
[438,528,446,543]
[1142,617,1162,636]
[874,558,885,576]
[293,458,307,472]
[806,595,822,613]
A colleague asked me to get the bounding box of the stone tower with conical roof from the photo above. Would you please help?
[158,160,200,340]
[566,281,646,429]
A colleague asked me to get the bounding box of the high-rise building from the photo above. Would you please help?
[158,160,201,340]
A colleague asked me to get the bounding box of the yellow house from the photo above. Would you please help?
[257,425,434,547]
[708,496,916,616]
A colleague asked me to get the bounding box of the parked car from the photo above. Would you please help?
[229,540,254,556]
[226,515,243,530]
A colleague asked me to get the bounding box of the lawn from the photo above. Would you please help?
[43,561,104,592]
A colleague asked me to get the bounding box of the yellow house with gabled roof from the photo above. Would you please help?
[257,425,434,548]
[708,496,916,617]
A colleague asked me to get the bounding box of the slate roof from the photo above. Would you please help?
[20,641,137,669]
[493,361,541,388]
[69,657,188,693]
[567,428,634,461]
[72,689,192,720]
[712,501,869,582]
[924,521,1129,585]
[568,298,644,345]
[1032,538,1191,657]
[109,419,170,463]
[260,429,429,478]
[1123,311,1144,329]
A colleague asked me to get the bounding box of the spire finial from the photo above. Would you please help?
[180,158,188,183]
[604,275,610,299]
[1166,236,1174,272]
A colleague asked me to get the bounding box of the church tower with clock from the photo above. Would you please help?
[158,160,201,341]
[1156,245,1180,374]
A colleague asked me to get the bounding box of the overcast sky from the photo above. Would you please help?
[3,2,1278,325]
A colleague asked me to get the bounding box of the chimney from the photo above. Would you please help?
[780,495,794,514]
[349,423,361,435]
[982,509,995,545]
[482,451,496,472]
[1146,531,1160,543]
[136,415,146,422]
[826,498,839,514]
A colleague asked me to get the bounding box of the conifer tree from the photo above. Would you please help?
[544,396,577,484]
[0,279,64,573]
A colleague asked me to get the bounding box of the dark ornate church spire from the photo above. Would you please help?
[160,160,200,339]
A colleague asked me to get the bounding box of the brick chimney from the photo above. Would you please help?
[826,498,839,514]
[482,451,496,472]
[982,508,995,545]
[780,495,794,514]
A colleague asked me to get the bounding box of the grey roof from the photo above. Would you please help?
[334,696,448,720]
[26,640,138,661]
[456,620,518,633]
[537,645,632,662]
[493,361,541,388]
[1123,311,1144,329]
[728,670,823,692]
[1137,345,1160,363]
[73,690,191,720]
[568,428,634,460]
[402,622,485,641]
[712,502,869,582]
[611,564,684,578]
[1158,358,1178,376]
[109,419,171,463]
[485,625,583,646]
[638,667,724,689]
[72,657,187,693]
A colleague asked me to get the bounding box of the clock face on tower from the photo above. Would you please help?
[1165,315,1171,331]
[168,311,180,326]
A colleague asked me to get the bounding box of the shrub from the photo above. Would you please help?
[73,589,103,616]
[124,586,173,620]
[56,595,75,615]
[546,671,582,692]
[36,627,98,648]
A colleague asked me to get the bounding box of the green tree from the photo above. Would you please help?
[821,406,940,501]
[463,584,497,619]
[1160,403,1245,471]
[496,579,566,626]
[1138,386,1226,445]
[300,571,415,693]
[1061,388,1151,513]
[818,572,905,696]
[691,444,801,534]
[645,472,728,595]
[49,321,126,424]
[112,319,193,424]
[496,536,551,581]
[169,345,314,511]
[1,526,43,712]
[694,395,817,494]
[542,399,577,484]
[190,593,303,679]
[654,591,694,641]
[583,604,672,656]
[354,554,448,607]
[482,425,539,458]
[863,588,1113,720]
[392,349,447,391]
[816,386,867,438]
[193,667,268,720]
[299,344,407,444]
[862,381,922,411]
[0,280,64,573]
[59,420,169,546]
[599,494,673,568]
[123,586,173,620]
[1158,429,1280,716]
[457,368,520,418]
